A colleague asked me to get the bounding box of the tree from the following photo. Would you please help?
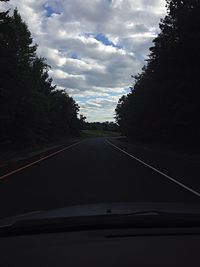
[79,115,87,130]
[115,0,200,145]
[0,5,81,148]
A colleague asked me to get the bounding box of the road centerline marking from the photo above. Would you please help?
[0,140,83,180]
[106,138,200,198]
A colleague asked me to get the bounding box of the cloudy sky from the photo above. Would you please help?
[1,0,166,121]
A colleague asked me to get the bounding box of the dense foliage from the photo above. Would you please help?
[84,121,118,132]
[0,3,80,148]
[115,0,200,146]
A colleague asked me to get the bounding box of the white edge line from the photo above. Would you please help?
[0,140,83,180]
[105,139,200,198]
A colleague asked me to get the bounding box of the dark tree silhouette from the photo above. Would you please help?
[115,0,200,146]
[0,4,81,148]
[85,121,119,132]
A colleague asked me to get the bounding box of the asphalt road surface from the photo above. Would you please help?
[0,137,199,219]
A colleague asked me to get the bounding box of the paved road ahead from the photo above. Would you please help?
[0,137,199,218]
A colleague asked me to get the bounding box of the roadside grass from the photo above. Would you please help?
[0,137,80,167]
[81,130,121,138]
[0,131,120,167]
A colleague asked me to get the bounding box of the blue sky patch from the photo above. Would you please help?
[71,52,79,59]
[95,33,114,46]
[85,32,122,49]
[44,4,60,17]
[95,33,122,49]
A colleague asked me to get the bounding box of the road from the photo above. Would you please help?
[0,137,199,219]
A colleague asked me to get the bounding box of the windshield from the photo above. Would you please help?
[0,0,200,222]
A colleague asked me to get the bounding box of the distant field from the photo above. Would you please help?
[81,130,121,138]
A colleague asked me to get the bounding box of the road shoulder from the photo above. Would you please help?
[0,138,82,178]
[107,137,200,192]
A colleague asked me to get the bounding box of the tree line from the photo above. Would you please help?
[83,121,118,132]
[0,1,80,148]
[115,0,200,146]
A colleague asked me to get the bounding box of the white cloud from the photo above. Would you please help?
[2,0,167,121]
[80,95,121,122]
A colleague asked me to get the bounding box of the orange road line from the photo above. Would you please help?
[0,141,82,180]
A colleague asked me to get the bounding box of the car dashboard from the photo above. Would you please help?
[1,226,200,266]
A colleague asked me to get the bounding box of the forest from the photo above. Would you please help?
[0,0,81,148]
[115,0,200,147]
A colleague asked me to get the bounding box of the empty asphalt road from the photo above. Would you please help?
[0,137,199,219]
